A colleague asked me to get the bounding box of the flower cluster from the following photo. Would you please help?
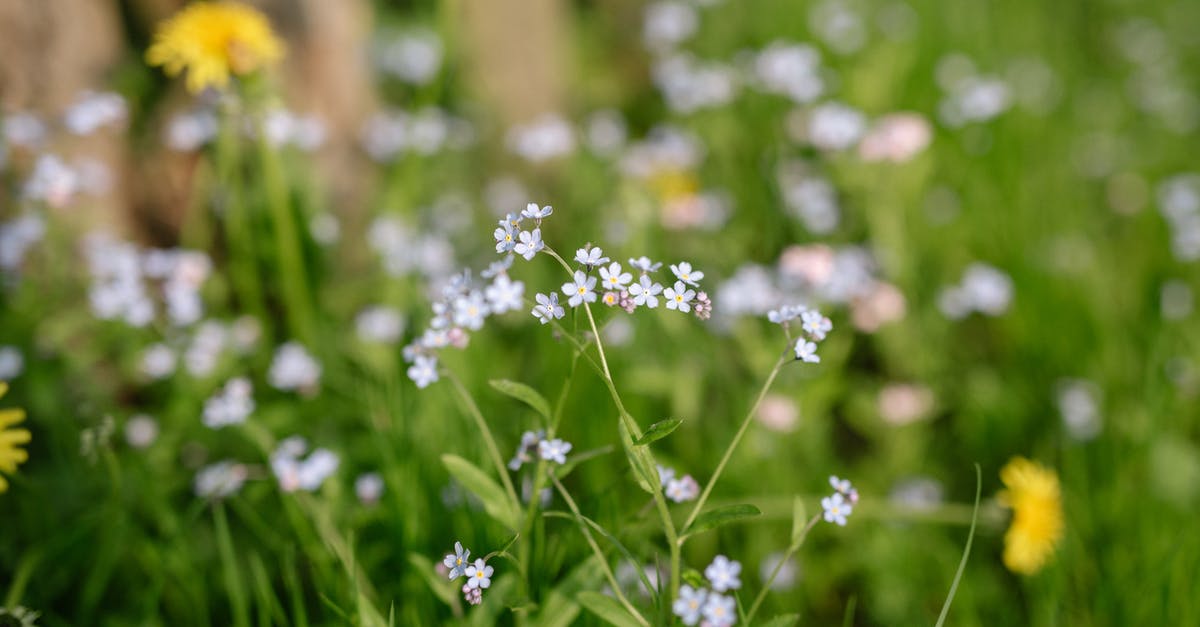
[508,430,573,469]
[672,555,742,626]
[765,303,833,363]
[658,465,699,503]
[268,342,322,393]
[202,377,254,428]
[821,475,858,526]
[443,542,493,606]
[83,234,212,328]
[937,263,1013,319]
[270,436,340,493]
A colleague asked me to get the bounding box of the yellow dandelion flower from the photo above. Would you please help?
[146,1,285,93]
[998,456,1064,575]
[0,382,32,493]
[648,169,700,204]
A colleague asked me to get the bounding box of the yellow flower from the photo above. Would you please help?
[648,169,700,204]
[146,1,285,93]
[0,382,31,493]
[998,456,1064,575]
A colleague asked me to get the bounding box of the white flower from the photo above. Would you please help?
[574,245,610,268]
[532,292,566,324]
[670,261,704,286]
[408,355,439,388]
[538,438,572,464]
[509,430,545,470]
[485,275,525,314]
[202,377,255,428]
[657,465,676,487]
[767,304,806,324]
[665,475,699,502]
[444,542,471,579]
[672,585,708,626]
[800,309,832,340]
[0,346,28,380]
[599,262,633,290]
[356,472,385,505]
[271,440,340,493]
[829,474,859,504]
[562,270,598,307]
[704,555,742,592]
[194,461,247,498]
[794,339,820,363]
[701,592,737,627]
[268,342,322,392]
[822,492,852,526]
[356,306,405,344]
[465,559,494,589]
[453,291,490,330]
[628,275,663,308]
[521,202,553,220]
[498,212,524,230]
[494,224,517,253]
[124,414,159,449]
[514,228,544,260]
[481,255,515,278]
[664,281,696,312]
[628,256,662,273]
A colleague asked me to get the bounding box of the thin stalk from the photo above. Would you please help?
[549,473,650,627]
[681,350,790,534]
[256,129,315,343]
[744,514,819,623]
[445,370,521,509]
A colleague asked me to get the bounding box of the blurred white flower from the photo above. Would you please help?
[24,154,79,208]
[805,102,866,150]
[939,263,1013,319]
[309,212,340,245]
[665,474,699,502]
[585,109,627,155]
[272,440,340,493]
[507,114,575,162]
[485,275,525,314]
[124,414,159,449]
[356,306,406,344]
[408,355,439,388]
[809,0,866,54]
[794,339,820,363]
[268,343,322,392]
[453,291,490,330]
[1057,379,1102,441]
[704,555,742,592]
[165,110,218,151]
[376,28,443,84]
[202,377,255,428]
[643,1,698,52]
[672,584,707,625]
[759,552,799,591]
[821,492,852,525]
[628,256,663,274]
[64,91,128,135]
[701,592,736,627]
[194,461,248,499]
[878,383,934,426]
[753,42,825,104]
[858,113,932,162]
[0,346,24,380]
[356,472,385,505]
[538,438,572,464]
[2,112,47,148]
[141,343,177,380]
[0,214,45,272]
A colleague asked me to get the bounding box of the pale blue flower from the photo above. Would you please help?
[628,275,663,308]
[822,492,852,526]
[538,438,572,464]
[407,355,439,388]
[514,228,544,260]
[443,542,471,579]
[485,274,525,314]
[521,202,553,220]
[670,261,704,286]
[574,245,609,268]
[794,339,820,363]
[465,559,494,589]
[599,262,632,291]
[532,292,566,324]
[664,280,696,312]
[494,224,516,253]
[562,270,598,307]
[672,585,708,626]
[628,256,662,273]
[801,309,832,340]
[704,555,742,592]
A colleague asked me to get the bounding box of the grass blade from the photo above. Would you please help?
[935,464,982,627]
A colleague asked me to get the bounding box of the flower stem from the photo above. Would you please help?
[446,370,521,509]
[680,349,791,535]
[744,514,820,623]
[256,127,315,344]
[549,472,650,627]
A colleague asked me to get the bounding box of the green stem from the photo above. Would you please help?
[215,109,267,323]
[680,350,790,534]
[256,128,315,344]
[744,514,819,623]
[445,370,521,510]
[549,473,650,627]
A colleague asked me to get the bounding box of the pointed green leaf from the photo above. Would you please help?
[441,454,520,530]
[489,379,552,420]
[576,591,642,627]
[682,504,762,538]
[633,417,683,446]
[791,496,808,545]
[618,419,659,494]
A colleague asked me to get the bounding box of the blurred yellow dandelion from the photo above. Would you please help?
[0,382,32,493]
[146,1,284,93]
[998,456,1063,575]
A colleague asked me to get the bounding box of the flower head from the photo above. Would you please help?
[628,275,663,308]
[665,474,699,502]
[146,1,285,93]
[599,262,633,290]
[794,339,820,363]
[494,225,517,253]
[521,202,553,221]
[670,261,704,286]
[562,270,598,307]
[443,542,471,579]
[408,355,439,388]
[998,457,1063,575]
[801,309,832,341]
[701,592,737,626]
[514,229,544,260]
[0,383,31,493]
[672,585,708,625]
[575,245,610,269]
[664,281,696,312]
[629,256,662,273]
[538,438,572,464]
[704,555,742,592]
[532,292,566,324]
[829,474,858,504]
[692,291,712,320]
[464,559,494,589]
[821,492,852,526]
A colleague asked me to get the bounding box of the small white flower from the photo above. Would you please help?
[562,270,598,307]
[509,430,545,470]
[704,555,742,592]
[494,224,517,253]
[701,592,737,627]
[141,343,176,379]
[514,228,544,260]
[664,281,696,312]
[794,339,820,363]
[408,355,439,388]
[657,464,676,487]
[801,309,832,341]
[356,306,405,344]
[830,474,859,504]
[599,262,633,290]
[532,292,566,324]
[481,255,515,278]
[538,438,572,464]
[822,492,852,526]
[670,261,704,286]
[767,304,806,324]
[268,342,322,392]
[194,461,247,498]
[202,377,255,428]
[498,212,523,230]
[485,275,525,314]
[521,202,553,220]
[665,475,699,502]
[453,291,490,330]
[444,542,471,579]
[628,256,662,273]
[672,585,708,626]
[628,275,663,308]
[574,245,610,268]
[465,559,494,589]
[356,473,385,505]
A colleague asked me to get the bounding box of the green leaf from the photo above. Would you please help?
[935,464,982,627]
[576,591,643,627]
[682,504,762,538]
[407,553,457,607]
[489,379,552,420]
[441,454,520,530]
[791,496,808,545]
[618,419,659,494]
[633,417,683,446]
[556,445,615,479]
[759,613,801,627]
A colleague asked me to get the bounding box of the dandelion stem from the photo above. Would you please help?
[681,349,790,535]
[744,513,820,623]
[446,370,521,509]
[256,124,316,344]
[549,472,650,627]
